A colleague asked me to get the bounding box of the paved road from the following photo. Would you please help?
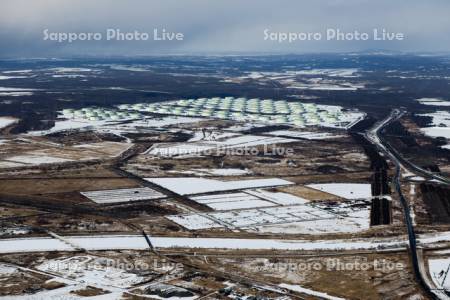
[365,109,447,300]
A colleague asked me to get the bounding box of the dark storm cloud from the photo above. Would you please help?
[1,0,450,57]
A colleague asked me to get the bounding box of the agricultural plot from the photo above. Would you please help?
[306,183,372,200]
[145,177,294,195]
[266,129,345,140]
[37,255,145,288]
[169,168,252,176]
[416,98,450,107]
[168,187,371,233]
[0,141,133,169]
[167,201,370,234]
[81,187,166,204]
[147,134,297,157]
[189,192,277,210]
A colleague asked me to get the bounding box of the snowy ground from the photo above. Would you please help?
[189,192,277,210]
[3,155,73,165]
[168,197,370,234]
[145,177,294,195]
[306,183,372,200]
[267,130,345,140]
[232,69,363,92]
[29,113,202,137]
[0,141,132,168]
[0,87,36,96]
[37,255,144,288]
[419,111,450,139]
[4,231,450,253]
[81,187,166,204]
[280,283,346,300]
[0,117,18,129]
[147,134,297,157]
[428,258,450,290]
[417,98,450,107]
[0,233,416,253]
[168,168,252,177]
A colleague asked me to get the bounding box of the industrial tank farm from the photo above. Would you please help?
[62,107,142,121]
[114,97,365,128]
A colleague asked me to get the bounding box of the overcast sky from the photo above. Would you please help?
[1,0,450,57]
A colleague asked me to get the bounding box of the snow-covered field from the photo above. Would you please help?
[0,141,133,169]
[428,258,450,290]
[241,69,359,79]
[245,189,309,205]
[171,168,251,176]
[418,109,450,152]
[419,111,450,139]
[280,283,345,300]
[4,155,73,165]
[0,87,36,96]
[81,187,166,204]
[0,117,18,129]
[0,75,29,80]
[37,255,144,288]
[421,127,450,139]
[5,230,450,254]
[29,110,203,137]
[147,134,297,157]
[168,198,370,234]
[232,69,363,91]
[0,233,414,253]
[145,177,294,195]
[306,183,372,199]
[267,130,345,140]
[417,98,450,107]
[189,192,277,211]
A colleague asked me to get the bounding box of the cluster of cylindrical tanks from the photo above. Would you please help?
[62,97,348,127]
[62,107,141,121]
[116,97,343,126]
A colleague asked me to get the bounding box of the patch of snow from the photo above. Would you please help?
[190,192,276,210]
[37,255,144,288]
[429,258,450,290]
[192,168,251,176]
[0,91,33,96]
[0,75,29,80]
[167,214,223,230]
[268,130,344,140]
[280,283,346,300]
[81,187,166,204]
[420,127,450,139]
[2,70,33,74]
[245,189,309,205]
[48,67,93,73]
[417,98,450,107]
[306,183,372,199]
[5,155,73,165]
[0,117,18,129]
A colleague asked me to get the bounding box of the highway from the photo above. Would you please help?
[365,109,448,300]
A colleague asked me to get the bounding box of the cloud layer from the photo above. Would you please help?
[1,0,450,57]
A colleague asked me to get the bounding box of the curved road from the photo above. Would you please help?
[365,109,447,300]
